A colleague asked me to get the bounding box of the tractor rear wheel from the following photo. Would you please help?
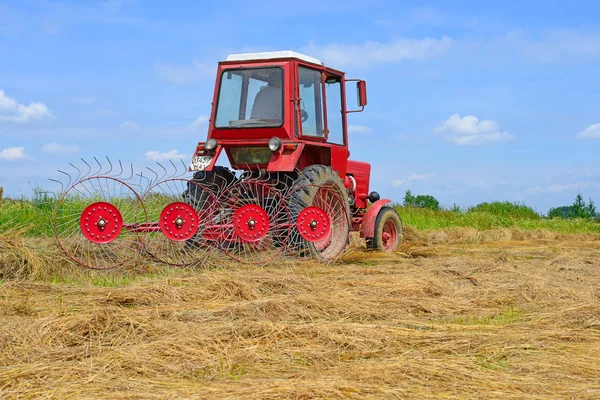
[367,207,403,252]
[288,165,351,260]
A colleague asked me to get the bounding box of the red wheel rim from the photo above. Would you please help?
[233,204,270,242]
[159,202,199,241]
[79,202,123,244]
[382,220,398,251]
[296,206,330,242]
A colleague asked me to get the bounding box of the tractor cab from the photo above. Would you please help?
[190,51,367,178]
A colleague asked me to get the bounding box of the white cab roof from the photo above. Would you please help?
[225,51,323,65]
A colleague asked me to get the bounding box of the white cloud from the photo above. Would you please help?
[120,120,140,129]
[191,115,209,128]
[577,123,600,139]
[526,181,600,194]
[0,90,53,122]
[302,36,452,68]
[145,150,189,161]
[434,113,514,146]
[434,114,498,135]
[0,146,31,161]
[348,124,372,134]
[41,142,79,154]
[155,61,215,84]
[392,173,433,188]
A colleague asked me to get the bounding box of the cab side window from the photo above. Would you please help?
[298,66,324,137]
[325,77,344,145]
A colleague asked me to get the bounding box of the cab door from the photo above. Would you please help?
[296,65,349,177]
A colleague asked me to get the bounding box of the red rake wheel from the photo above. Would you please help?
[218,180,290,265]
[233,204,270,242]
[80,202,123,243]
[142,178,218,267]
[159,202,199,242]
[286,183,351,261]
[296,206,330,243]
[53,176,147,270]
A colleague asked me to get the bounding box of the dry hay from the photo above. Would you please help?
[0,229,599,398]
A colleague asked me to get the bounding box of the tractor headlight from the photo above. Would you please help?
[268,137,282,152]
[205,138,217,151]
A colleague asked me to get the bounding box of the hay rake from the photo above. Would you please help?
[50,51,405,270]
[51,158,353,269]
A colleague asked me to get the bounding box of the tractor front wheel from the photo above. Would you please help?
[367,207,403,252]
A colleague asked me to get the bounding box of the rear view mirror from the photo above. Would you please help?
[346,78,367,113]
[356,80,367,107]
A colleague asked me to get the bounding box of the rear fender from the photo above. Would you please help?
[360,199,391,238]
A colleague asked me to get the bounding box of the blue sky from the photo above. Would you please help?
[1,0,599,213]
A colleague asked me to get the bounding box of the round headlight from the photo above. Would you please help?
[268,137,282,152]
[205,138,217,151]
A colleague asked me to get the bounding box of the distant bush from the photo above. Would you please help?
[403,190,440,211]
[468,201,540,219]
[548,194,597,220]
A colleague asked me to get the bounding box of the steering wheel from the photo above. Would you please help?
[301,110,309,122]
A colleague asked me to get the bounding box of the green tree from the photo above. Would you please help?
[585,198,597,219]
[403,190,415,207]
[403,190,440,211]
[548,194,598,220]
[572,194,587,218]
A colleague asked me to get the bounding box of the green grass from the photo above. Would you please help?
[2,195,600,237]
[395,205,600,234]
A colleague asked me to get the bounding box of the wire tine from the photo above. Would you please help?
[136,170,152,194]
[104,156,114,176]
[68,163,81,183]
[167,159,180,179]
[115,159,124,178]
[93,156,102,176]
[124,162,134,180]
[146,166,159,187]
[80,158,92,179]
[57,170,72,191]
[156,162,168,182]
[179,159,188,177]
[48,178,65,194]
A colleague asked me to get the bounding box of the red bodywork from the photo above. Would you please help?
[190,54,390,238]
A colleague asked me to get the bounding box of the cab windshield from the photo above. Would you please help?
[214,67,283,128]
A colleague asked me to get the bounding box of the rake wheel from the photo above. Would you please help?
[287,166,351,260]
[53,176,147,270]
[217,179,290,265]
[142,178,219,267]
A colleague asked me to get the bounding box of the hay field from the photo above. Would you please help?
[1,228,599,399]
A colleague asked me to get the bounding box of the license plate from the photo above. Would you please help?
[189,156,213,171]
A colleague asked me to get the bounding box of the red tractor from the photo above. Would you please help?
[52,51,403,269]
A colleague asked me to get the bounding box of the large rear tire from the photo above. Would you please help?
[288,165,351,260]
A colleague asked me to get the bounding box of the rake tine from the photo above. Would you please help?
[80,158,92,179]
[93,156,103,176]
[114,159,124,178]
[104,156,114,176]
[124,162,134,181]
[179,159,188,176]
[69,163,81,183]
[146,166,159,187]
[156,162,168,182]
[57,169,72,191]
[48,178,64,195]
[136,170,152,194]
